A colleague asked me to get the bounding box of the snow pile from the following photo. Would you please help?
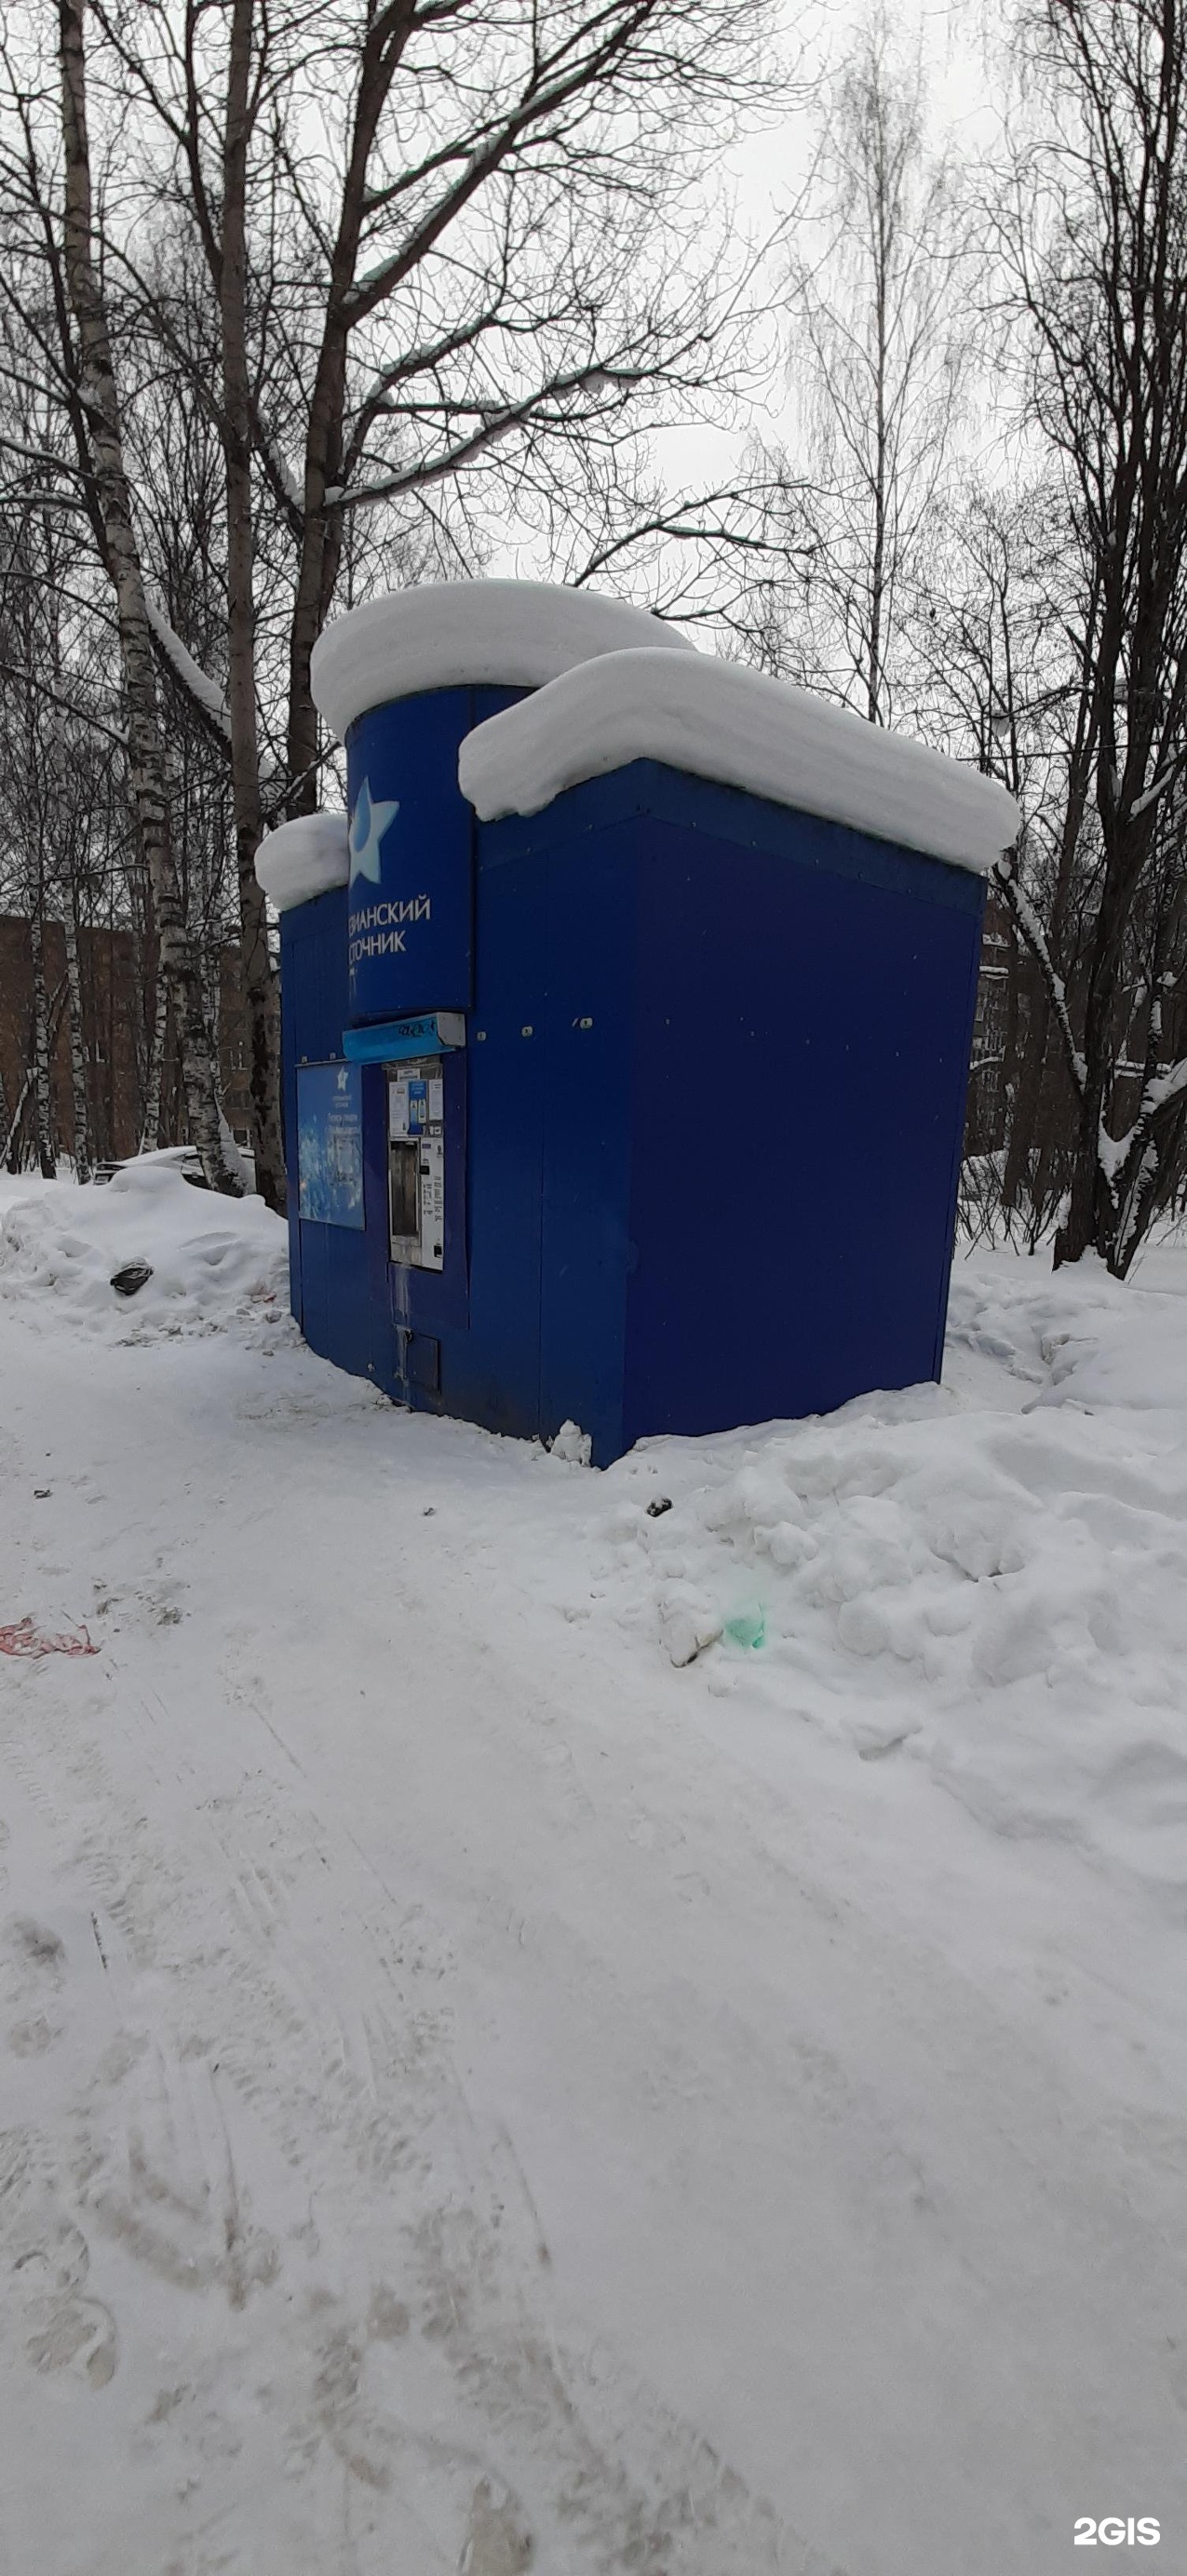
[950,1240,1187,1415]
[0,1154,290,1340]
[460,647,1020,874]
[584,1242,1187,1898]
[311,579,695,740]
[255,812,349,912]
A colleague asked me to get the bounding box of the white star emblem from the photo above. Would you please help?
[349,777,399,886]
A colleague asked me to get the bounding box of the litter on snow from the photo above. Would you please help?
[0,1615,99,1659]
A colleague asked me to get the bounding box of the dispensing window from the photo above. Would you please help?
[388,1138,420,1246]
[387,1058,446,1270]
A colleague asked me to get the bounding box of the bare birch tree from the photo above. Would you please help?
[64,0,784,1196]
[56,0,240,1194]
[783,7,974,723]
[994,0,1187,1272]
[1,3,792,1203]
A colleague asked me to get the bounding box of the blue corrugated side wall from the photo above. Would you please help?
[453,818,635,1457]
[478,760,983,1459]
[622,795,983,1443]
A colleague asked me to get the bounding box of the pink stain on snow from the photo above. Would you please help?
[0,1617,99,1660]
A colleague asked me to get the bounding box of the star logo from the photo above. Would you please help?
[348,777,399,886]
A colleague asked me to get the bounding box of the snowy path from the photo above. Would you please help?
[2,1288,1186,2571]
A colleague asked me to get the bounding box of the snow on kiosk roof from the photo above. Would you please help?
[255,812,348,914]
[310,578,695,742]
[458,646,1020,876]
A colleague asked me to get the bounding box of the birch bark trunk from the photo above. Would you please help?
[140,970,168,1154]
[221,0,284,1209]
[58,0,241,1195]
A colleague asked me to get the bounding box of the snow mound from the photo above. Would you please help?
[586,1244,1187,1899]
[459,647,1020,875]
[256,812,349,913]
[311,579,695,741]
[0,1159,290,1341]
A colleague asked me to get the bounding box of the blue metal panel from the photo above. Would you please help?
[443,839,549,1440]
[619,808,982,1445]
[280,884,351,1060]
[483,757,987,922]
[362,1061,398,1395]
[537,837,634,1465]
[476,762,982,1460]
[298,1215,328,1352]
[344,685,527,1024]
[295,1217,367,1379]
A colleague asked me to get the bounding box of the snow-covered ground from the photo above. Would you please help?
[1,1163,1185,2575]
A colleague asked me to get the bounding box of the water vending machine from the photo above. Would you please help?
[258,580,1017,1464]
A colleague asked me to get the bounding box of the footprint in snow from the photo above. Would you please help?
[461,2477,533,2572]
[8,2207,118,2392]
[2,1914,66,2057]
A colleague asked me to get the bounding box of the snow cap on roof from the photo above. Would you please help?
[310,579,695,743]
[255,812,349,912]
[458,648,1021,877]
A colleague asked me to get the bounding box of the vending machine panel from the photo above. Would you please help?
[387,1058,446,1270]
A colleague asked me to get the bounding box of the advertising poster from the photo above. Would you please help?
[297,1062,365,1228]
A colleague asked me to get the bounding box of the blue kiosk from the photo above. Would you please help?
[256,582,1018,1468]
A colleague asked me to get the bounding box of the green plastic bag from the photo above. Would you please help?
[722,1601,766,1652]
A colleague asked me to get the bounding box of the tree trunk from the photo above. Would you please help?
[2,979,68,1172]
[282,19,397,806]
[58,0,241,1196]
[2,1067,34,1174]
[140,968,168,1153]
[221,0,284,1209]
[287,343,346,808]
[61,886,92,1182]
[867,184,889,726]
[1053,791,1154,1271]
[29,901,57,1179]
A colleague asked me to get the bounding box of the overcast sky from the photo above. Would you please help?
[491,0,1014,584]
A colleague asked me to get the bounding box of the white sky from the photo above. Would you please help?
[492,0,1015,583]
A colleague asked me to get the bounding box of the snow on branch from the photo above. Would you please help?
[992,855,1086,1095]
[1096,1059,1187,1206]
[254,426,304,539]
[1126,745,1187,823]
[327,386,580,513]
[144,596,232,744]
[263,437,303,514]
[1140,1056,1187,1118]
